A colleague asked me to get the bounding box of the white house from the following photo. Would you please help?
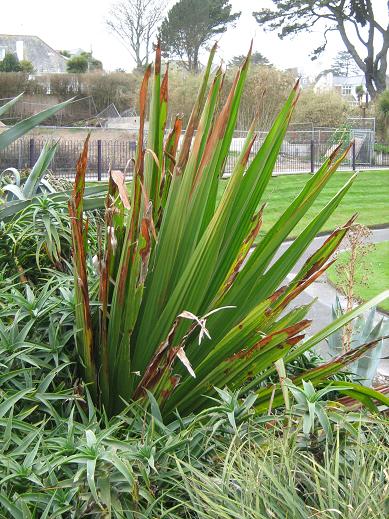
[0,34,67,73]
[314,71,368,104]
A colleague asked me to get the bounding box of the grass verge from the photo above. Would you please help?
[89,170,389,240]
[217,170,389,239]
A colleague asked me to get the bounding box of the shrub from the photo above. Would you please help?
[69,45,389,419]
[66,55,89,74]
[292,89,349,128]
[0,52,21,72]
[374,143,389,153]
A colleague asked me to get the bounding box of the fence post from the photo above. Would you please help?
[29,138,35,169]
[310,139,315,174]
[352,140,356,172]
[18,141,22,170]
[97,140,102,181]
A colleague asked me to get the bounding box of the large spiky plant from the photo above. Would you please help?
[69,44,389,418]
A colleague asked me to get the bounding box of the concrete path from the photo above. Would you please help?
[268,228,389,375]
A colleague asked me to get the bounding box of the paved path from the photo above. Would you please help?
[268,228,389,375]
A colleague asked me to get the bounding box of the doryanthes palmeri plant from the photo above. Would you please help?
[69,43,389,418]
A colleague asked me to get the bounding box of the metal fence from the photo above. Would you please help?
[0,129,387,180]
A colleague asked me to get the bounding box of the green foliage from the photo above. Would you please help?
[374,143,389,153]
[292,89,348,127]
[18,60,34,73]
[0,276,387,517]
[66,55,88,74]
[229,51,270,68]
[69,46,389,420]
[0,94,74,152]
[173,420,389,519]
[64,51,103,74]
[0,51,388,519]
[331,50,359,77]
[79,51,103,71]
[1,141,58,202]
[0,94,107,223]
[355,84,365,100]
[0,94,107,281]
[159,0,240,72]
[5,196,72,272]
[59,49,71,58]
[327,298,389,387]
[378,89,389,117]
[285,378,347,439]
[0,53,21,72]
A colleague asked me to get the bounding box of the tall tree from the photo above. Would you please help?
[66,55,89,74]
[159,0,240,73]
[79,52,103,71]
[253,0,389,98]
[0,53,21,72]
[107,0,165,70]
[331,50,359,77]
[229,51,270,68]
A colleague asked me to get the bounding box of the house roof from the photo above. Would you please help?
[331,74,365,86]
[0,34,67,73]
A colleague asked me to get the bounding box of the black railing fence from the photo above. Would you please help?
[0,129,387,180]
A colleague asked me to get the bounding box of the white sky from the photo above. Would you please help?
[1,0,387,77]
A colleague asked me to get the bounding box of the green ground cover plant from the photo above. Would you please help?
[328,241,389,313]
[0,277,387,517]
[173,420,389,519]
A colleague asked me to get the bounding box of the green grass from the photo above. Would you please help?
[327,241,389,313]
[217,170,389,239]
[90,170,389,240]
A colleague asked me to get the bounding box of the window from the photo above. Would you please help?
[0,47,6,60]
[342,85,352,96]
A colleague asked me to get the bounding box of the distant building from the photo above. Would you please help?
[0,34,67,73]
[314,71,368,104]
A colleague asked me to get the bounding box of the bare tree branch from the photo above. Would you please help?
[107,0,165,69]
[253,0,389,98]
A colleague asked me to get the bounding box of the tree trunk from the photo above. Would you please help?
[365,64,388,99]
[193,47,200,74]
[335,12,388,100]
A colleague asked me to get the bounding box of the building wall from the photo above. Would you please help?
[314,71,368,104]
[0,35,67,73]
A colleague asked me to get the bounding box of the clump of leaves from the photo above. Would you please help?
[0,279,388,517]
[69,44,389,419]
[171,420,389,519]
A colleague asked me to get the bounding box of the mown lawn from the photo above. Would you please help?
[217,170,389,238]
[327,241,389,313]
[91,170,389,239]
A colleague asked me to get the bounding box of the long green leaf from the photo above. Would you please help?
[23,141,59,198]
[0,92,24,117]
[0,98,74,152]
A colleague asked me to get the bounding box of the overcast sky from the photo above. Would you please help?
[1,0,387,77]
